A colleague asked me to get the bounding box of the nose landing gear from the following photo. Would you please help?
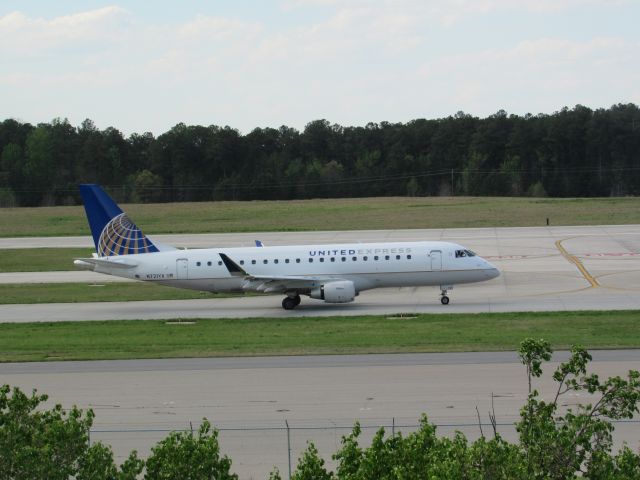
[440,285,452,305]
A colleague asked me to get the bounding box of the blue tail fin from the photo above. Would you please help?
[79,184,159,257]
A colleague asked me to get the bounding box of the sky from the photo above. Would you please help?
[1,0,639,135]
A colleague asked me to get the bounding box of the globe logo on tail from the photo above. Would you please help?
[97,213,157,256]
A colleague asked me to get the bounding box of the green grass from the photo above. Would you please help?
[2,196,640,238]
[1,311,639,362]
[0,282,252,304]
[0,248,94,272]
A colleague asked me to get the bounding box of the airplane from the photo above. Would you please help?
[74,184,500,310]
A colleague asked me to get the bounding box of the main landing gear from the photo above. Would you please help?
[440,286,452,305]
[282,294,301,310]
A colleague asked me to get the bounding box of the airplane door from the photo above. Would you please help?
[176,259,189,280]
[430,250,442,271]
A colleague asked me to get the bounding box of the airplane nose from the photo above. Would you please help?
[485,267,500,279]
[481,259,500,279]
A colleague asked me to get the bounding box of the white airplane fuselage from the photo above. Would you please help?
[76,185,500,309]
[89,240,499,297]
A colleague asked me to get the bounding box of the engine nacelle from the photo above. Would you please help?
[310,280,356,303]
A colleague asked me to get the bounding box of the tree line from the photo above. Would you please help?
[2,340,640,479]
[1,103,639,207]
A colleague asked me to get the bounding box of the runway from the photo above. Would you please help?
[2,351,639,479]
[1,225,639,321]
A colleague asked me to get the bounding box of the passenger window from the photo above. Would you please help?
[274,259,279,264]
[352,256,357,261]
[309,258,313,263]
[396,255,400,260]
[239,260,244,265]
[207,261,212,266]
[341,257,346,262]
[330,257,335,262]
[263,259,268,264]
[374,256,379,260]
[218,261,223,266]
[196,261,201,266]
[252,260,256,265]
[319,258,324,262]
[385,255,390,260]
[296,259,300,263]
[285,259,290,264]
[363,256,368,261]
[407,255,412,260]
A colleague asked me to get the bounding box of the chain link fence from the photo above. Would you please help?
[88,418,640,480]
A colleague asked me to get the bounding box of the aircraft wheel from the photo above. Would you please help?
[440,295,450,305]
[293,295,301,306]
[282,297,297,310]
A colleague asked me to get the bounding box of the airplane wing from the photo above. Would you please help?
[218,253,341,292]
[241,274,346,293]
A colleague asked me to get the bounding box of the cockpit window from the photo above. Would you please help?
[455,250,466,258]
[465,250,476,257]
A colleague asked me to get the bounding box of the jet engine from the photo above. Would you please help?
[310,280,356,303]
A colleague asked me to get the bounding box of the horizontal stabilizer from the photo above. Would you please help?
[74,257,138,269]
[73,259,95,271]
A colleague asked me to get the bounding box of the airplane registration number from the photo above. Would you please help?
[146,273,174,279]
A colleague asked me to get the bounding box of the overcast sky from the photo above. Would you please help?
[1,0,639,135]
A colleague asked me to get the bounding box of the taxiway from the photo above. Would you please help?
[1,225,639,321]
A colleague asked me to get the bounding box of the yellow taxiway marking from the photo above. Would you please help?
[555,238,599,288]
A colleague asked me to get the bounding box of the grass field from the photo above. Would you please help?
[0,282,247,304]
[1,196,640,238]
[0,248,94,272]
[1,310,638,362]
